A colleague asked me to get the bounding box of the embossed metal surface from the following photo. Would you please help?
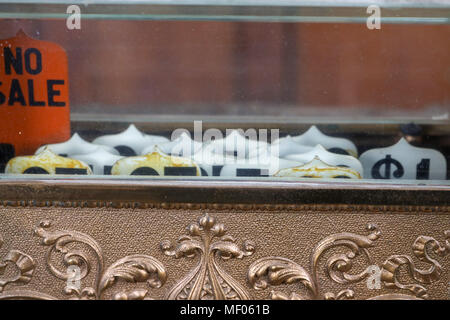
[0,204,448,300]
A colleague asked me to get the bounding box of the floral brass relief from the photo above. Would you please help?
[161,213,255,300]
[0,213,448,300]
[0,221,167,300]
[34,220,168,300]
[0,233,36,294]
[248,226,449,300]
[248,224,381,300]
[380,230,450,298]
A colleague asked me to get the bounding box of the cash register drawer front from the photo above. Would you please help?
[0,181,448,300]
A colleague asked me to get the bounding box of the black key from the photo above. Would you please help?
[164,167,197,176]
[131,167,159,176]
[23,166,49,174]
[236,168,269,177]
[55,167,88,175]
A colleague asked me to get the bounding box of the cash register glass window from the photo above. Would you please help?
[0,1,449,184]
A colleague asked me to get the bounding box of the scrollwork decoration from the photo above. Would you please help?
[0,233,36,293]
[380,230,450,299]
[34,220,167,300]
[248,224,381,300]
[248,226,449,300]
[161,213,255,300]
[0,232,50,300]
[0,215,448,300]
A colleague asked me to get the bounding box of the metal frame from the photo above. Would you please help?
[0,178,448,207]
[1,1,449,24]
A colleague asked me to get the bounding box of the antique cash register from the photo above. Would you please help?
[0,1,449,300]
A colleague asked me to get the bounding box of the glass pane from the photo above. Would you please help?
[0,2,449,184]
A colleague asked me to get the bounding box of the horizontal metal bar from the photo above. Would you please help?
[0,3,449,24]
[0,178,449,206]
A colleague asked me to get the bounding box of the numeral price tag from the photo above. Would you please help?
[360,138,446,180]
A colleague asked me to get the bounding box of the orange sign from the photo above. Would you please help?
[0,30,70,159]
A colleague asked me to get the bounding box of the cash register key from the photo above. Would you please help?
[5,148,92,175]
[35,133,119,157]
[274,157,361,179]
[93,124,169,156]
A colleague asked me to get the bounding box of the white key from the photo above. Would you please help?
[285,144,363,176]
[274,157,361,179]
[111,146,200,176]
[360,138,446,180]
[219,155,303,177]
[273,126,358,157]
[141,132,202,157]
[35,133,118,157]
[92,124,169,156]
[71,147,124,175]
[6,148,92,175]
[191,148,237,176]
[202,129,269,159]
[249,137,314,159]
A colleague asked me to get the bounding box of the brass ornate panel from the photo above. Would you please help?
[0,202,448,300]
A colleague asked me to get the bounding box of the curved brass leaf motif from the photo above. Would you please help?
[1,220,448,300]
[161,213,255,300]
[0,233,51,299]
[269,288,356,300]
[312,223,381,288]
[248,224,380,300]
[0,290,57,300]
[367,293,423,300]
[113,288,151,300]
[249,226,449,300]
[99,254,167,295]
[247,256,315,299]
[323,289,355,300]
[34,220,103,287]
[380,230,450,299]
[0,233,36,293]
[34,221,167,300]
